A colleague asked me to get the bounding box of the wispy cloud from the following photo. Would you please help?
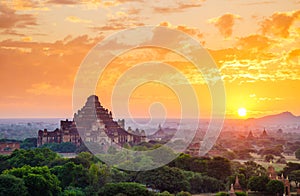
[90,11,144,32]
[159,21,204,40]
[47,0,79,5]
[152,0,205,13]
[65,16,91,24]
[248,94,284,102]
[0,3,37,29]
[239,1,275,6]
[26,82,70,96]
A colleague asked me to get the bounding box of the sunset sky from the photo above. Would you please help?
[0,0,300,119]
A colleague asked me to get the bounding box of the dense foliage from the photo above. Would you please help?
[40,142,77,153]
[0,174,28,196]
[266,180,284,195]
[4,165,61,196]
[0,146,296,195]
[247,175,269,192]
[99,182,150,196]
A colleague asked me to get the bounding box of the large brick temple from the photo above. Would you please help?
[37,95,145,147]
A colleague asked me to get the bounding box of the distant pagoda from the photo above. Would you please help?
[247,130,255,140]
[260,128,268,139]
[233,176,242,192]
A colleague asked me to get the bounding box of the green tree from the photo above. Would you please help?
[207,157,232,182]
[0,154,11,173]
[61,186,85,196]
[51,162,89,189]
[4,165,61,196]
[222,151,237,160]
[260,145,283,156]
[88,162,111,192]
[189,158,208,173]
[98,182,150,196]
[189,173,222,193]
[176,191,191,196]
[295,148,300,160]
[266,180,284,195]
[75,152,96,167]
[110,167,129,183]
[169,153,192,171]
[264,154,274,162]
[248,175,270,192]
[0,174,28,196]
[41,142,77,153]
[234,149,253,160]
[8,148,58,167]
[289,170,300,188]
[136,166,190,193]
[20,138,37,149]
[239,161,266,181]
[146,145,177,166]
[283,162,300,176]
[107,146,117,154]
[169,154,210,174]
[116,153,155,171]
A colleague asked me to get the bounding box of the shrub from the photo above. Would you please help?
[156,191,174,196]
[176,191,192,196]
[235,192,247,196]
[215,192,229,196]
[99,182,150,196]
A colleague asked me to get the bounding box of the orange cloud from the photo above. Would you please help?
[0,35,103,116]
[153,0,205,13]
[0,29,26,36]
[127,7,141,15]
[21,36,32,42]
[260,10,300,38]
[46,0,142,8]
[237,34,275,51]
[26,82,71,96]
[47,0,79,4]
[0,3,37,29]
[3,0,48,11]
[65,16,91,23]
[287,49,300,63]
[209,13,241,38]
[159,22,204,41]
[91,11,144,32]
[239,1,275,6]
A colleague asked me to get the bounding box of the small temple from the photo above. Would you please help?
[267,163,290,196]
[246,128,275,141]
[233,176,242,192]
[246,130,255,140]
[228,175,242,195]
[261,128,269,139]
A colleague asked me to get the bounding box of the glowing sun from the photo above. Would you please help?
[238,108,247,117]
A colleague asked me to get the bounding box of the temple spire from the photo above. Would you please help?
[233,175,242,192]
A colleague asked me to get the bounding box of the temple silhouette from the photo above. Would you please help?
[38,95,145,148]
